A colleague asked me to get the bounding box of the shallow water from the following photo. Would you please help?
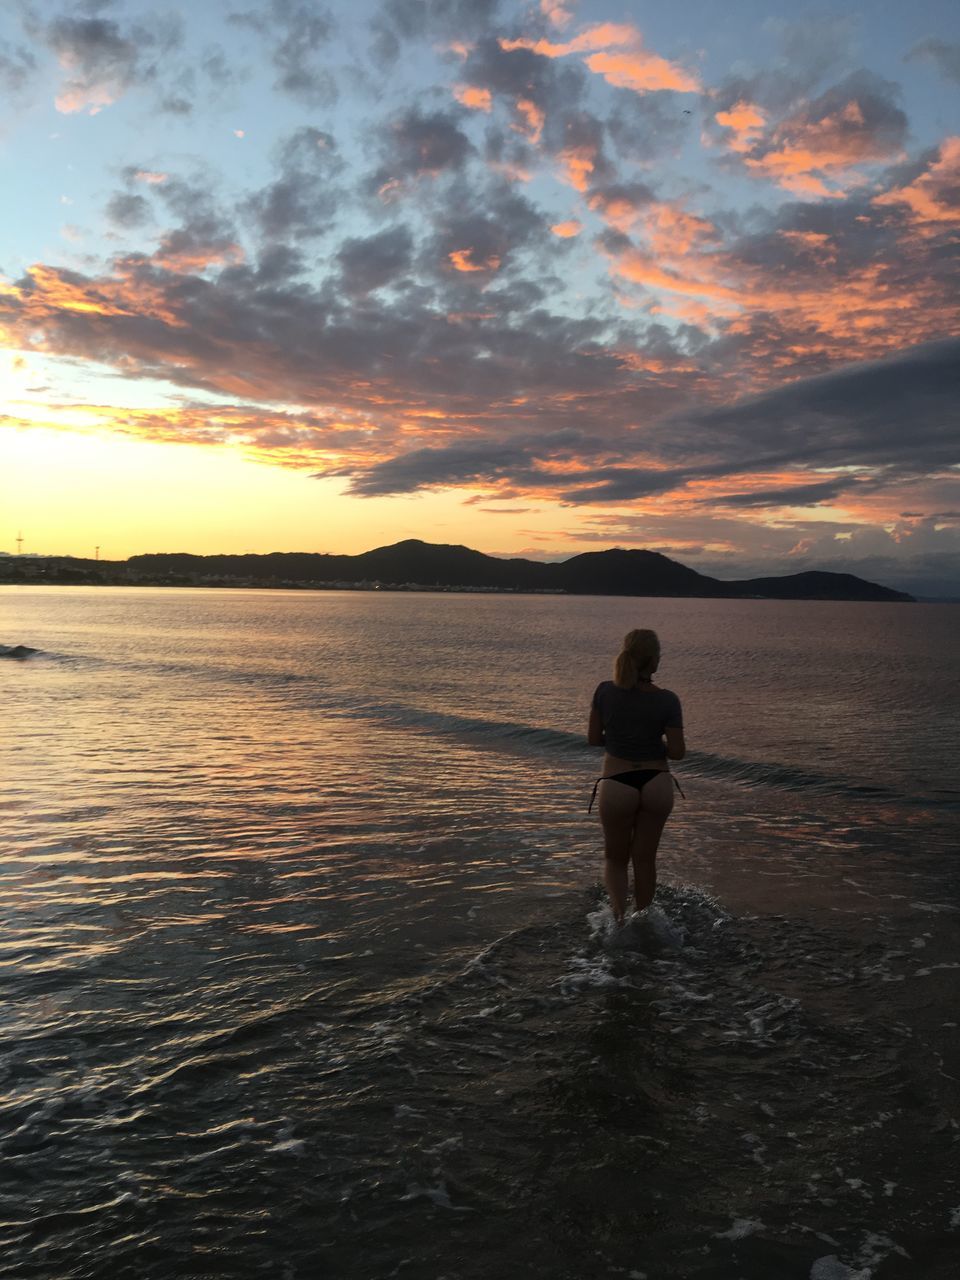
[1,587,958,1279]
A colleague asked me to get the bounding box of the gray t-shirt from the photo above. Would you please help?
[591,681,683,761]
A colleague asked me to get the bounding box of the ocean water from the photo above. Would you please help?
[1,586,958,1280]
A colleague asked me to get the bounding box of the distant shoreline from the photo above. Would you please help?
[0,539,917,602]
[0,575,936,603]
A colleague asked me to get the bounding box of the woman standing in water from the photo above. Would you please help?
[588,629,685,924]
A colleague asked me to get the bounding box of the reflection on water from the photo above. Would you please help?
[0,587,958,1278]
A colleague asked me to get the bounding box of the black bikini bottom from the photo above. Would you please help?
[588,769,684,814]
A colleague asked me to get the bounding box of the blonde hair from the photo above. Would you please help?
[614,628,660,688]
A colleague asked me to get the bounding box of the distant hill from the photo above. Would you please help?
[0,540,914,601]
[120,539,913,601]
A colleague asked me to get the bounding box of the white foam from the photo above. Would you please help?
[398,1180,474,1212]
[715,1217,763,1240]
[425,1135,462,1155]
[809,1257,866,1280]
[558,956,629,993]
[268,1138,305,1155]
[587,903,684,954]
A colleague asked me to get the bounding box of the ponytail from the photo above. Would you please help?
[614,628,660,688]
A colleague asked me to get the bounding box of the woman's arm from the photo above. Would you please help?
[664,726,686,760]
[587,705,604,747]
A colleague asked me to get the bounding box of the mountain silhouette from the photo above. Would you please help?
[105,538,911,601]
[0,540,913,600]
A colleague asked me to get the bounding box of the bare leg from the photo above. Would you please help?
[630,774,674,911]
[597,781,641,924]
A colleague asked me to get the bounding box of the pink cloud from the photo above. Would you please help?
[500,22,698,95]
[731,78,908,197]
[454,85,492,112]
[874,136,960,230]
[714,101,766,153]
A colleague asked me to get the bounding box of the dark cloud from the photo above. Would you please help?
[337,226,415,295]
[34,10,183,113]
[230,0,337,106]
[200,45,236,88]
[417,177,546,282]
[459,31,584,111]
[243,128,343,241]
[906,38,960,84]
[367,18,400,70]
[339,441,533,495]
[365,107,473,196]
[739,69,907,185]
[797,69,907,151]
[543,108,613,187]
[483,125,536,178]
[705,478,852,508]
[709,14,857,118]
[105,191,150,228]
[337,426,603,497]
[334,339,960,504]
[253,243,308,284]
[662,339,960,477]
[381,0,502,42]
[0,35,37,97]
[158,93,192,115]
[588,181,656,222]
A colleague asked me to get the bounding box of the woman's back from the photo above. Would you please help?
[592,680,682,761]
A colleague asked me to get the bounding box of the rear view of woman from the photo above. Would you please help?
[587,629,685,924]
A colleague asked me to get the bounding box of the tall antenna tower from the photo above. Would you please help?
[95,545,100,561]
[16,531,23,556]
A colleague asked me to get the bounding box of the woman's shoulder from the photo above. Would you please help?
[652,684,681,702]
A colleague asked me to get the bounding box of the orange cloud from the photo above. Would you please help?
[500,22,698,95]
[501,24,634,58]
[874,136,960,229]
[745,153,845,199]
[557,145,598,191]
[740,95,906,197]
[448,249,501,273]
[513,97,545,143]
[778,230,837,262]
[541,0,574,28]
[714,101,765,153]
[587,188,650,233]
[551,220,582,238]
[11,264,135,320]
[611,246,742,312]
[55,82,116,115]
[643,202,717,256]
[601,197,955,376]
[151,242,244,273]
[454,85,492,112]
[584,49,699,94]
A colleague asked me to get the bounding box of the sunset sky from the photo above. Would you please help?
[1,0,958,593]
